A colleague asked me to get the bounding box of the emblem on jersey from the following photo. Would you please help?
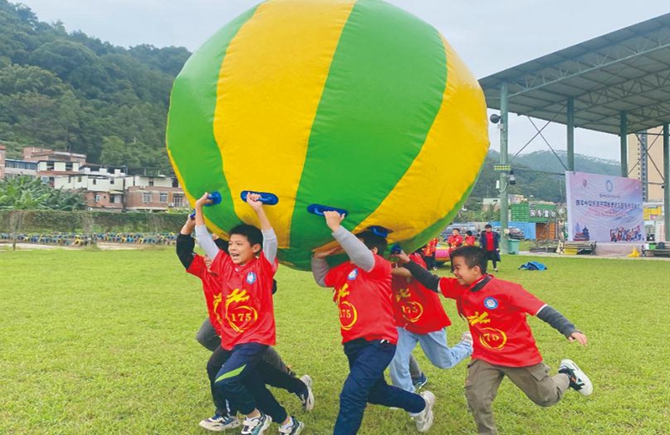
[483,297,499,310]
[246,272,257,284]
[347,269,358,280]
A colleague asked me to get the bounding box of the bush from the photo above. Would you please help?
[0,210,188,233]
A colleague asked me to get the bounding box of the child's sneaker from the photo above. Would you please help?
[241,412,272,435]
[199,413,241,431]
[414,391,435,433]
[278,416,305,434]
[412,372,429,390]
[559,359,593,396]
[296,375,315,411]
[461,331,473,346]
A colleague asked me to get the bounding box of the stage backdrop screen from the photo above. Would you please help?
[565,171,644,242]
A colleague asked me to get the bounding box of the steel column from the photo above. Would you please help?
[499,83,509,253]
[567,98,575,171]
[664,124,669,242]
[620,112,628,177]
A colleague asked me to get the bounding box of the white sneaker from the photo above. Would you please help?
[297,374,315,411]
[414,391,435,432]
[241,412,272,435]
[198,413,241,431]
[278,416,305,434]
[559,359,593,396]
[461,331,473,346]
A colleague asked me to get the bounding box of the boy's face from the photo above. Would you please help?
[452,256,481,286]
[452,230,459,236]
[485,227,492,232]
[228,234,260,265]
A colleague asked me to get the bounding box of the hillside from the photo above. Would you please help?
[0,0,189,171]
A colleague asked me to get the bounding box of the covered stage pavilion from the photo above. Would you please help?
[479,12,670,252]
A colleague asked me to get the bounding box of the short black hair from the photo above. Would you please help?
[466,230,472,236]
[357,230,388,255]
[451,246,488,274]
[485,224,492,229]
[229,224,263,247]
[453,228,460,233]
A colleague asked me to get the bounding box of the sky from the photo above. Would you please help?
[16,0,670,162]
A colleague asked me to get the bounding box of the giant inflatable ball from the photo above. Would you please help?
[166,0,489,270]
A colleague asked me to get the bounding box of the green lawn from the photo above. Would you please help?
[1,248,668,434]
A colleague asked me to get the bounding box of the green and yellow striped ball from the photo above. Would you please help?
[166,0,489,270]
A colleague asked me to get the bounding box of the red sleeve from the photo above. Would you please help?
[258,252,278,276]
[507,284,545,315]
[324,263,343,288]
[368,255,392,280]
[186,254,207,279]
[439,277,465,299]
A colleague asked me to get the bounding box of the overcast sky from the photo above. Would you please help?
[17,0,670,162]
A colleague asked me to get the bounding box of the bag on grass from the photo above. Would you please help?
[518,261,547,271]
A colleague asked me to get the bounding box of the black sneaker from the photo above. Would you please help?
[559,359,593,396]
[412,373,428,390]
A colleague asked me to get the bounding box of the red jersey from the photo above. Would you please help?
[448,234,463,248]
[439,276,545,367]
[209,251,278,350]
[464,235,476,246]
[484,232,495,251]
[392,253,451,334]
[324,255,397,344]
[187,254,225,336]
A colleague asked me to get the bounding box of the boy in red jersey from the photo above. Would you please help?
[395,246,593,435]
[389,251,472,393]
[311,211,434,435]
[447,228,463,249]
[176,216,313,432]
[479,224,500,272]
[193,193,304,435]
[464,231,477,246]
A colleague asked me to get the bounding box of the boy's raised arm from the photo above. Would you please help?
[324,211,374,272]
[246,194,277,264]
[194,193,220,260]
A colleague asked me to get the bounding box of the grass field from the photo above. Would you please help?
[1,247,669,434]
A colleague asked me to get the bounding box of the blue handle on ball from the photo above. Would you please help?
[390,244,402,254]
[367,226,391,238]
[240,191,279,205]
[206,191,222,206]
[189,211,195,220]
[307,204,348,217]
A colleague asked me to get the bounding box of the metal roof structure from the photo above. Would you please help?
[480,13,670,135]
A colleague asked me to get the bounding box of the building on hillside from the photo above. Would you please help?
[23,147,87,164]
[37,160,82,186]
[123,175,186,212]
[3,158,38,178]
[53,166,127,211]
[627,127,664,201]
[0,144,5,179]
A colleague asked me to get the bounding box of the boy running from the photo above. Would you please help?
[396,246,593,435]
[389,251,472,393]
[194,193,304,435]
[311,211,435,435]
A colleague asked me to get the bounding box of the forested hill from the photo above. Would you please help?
[0,0,189,171]
[468,150,619,203]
